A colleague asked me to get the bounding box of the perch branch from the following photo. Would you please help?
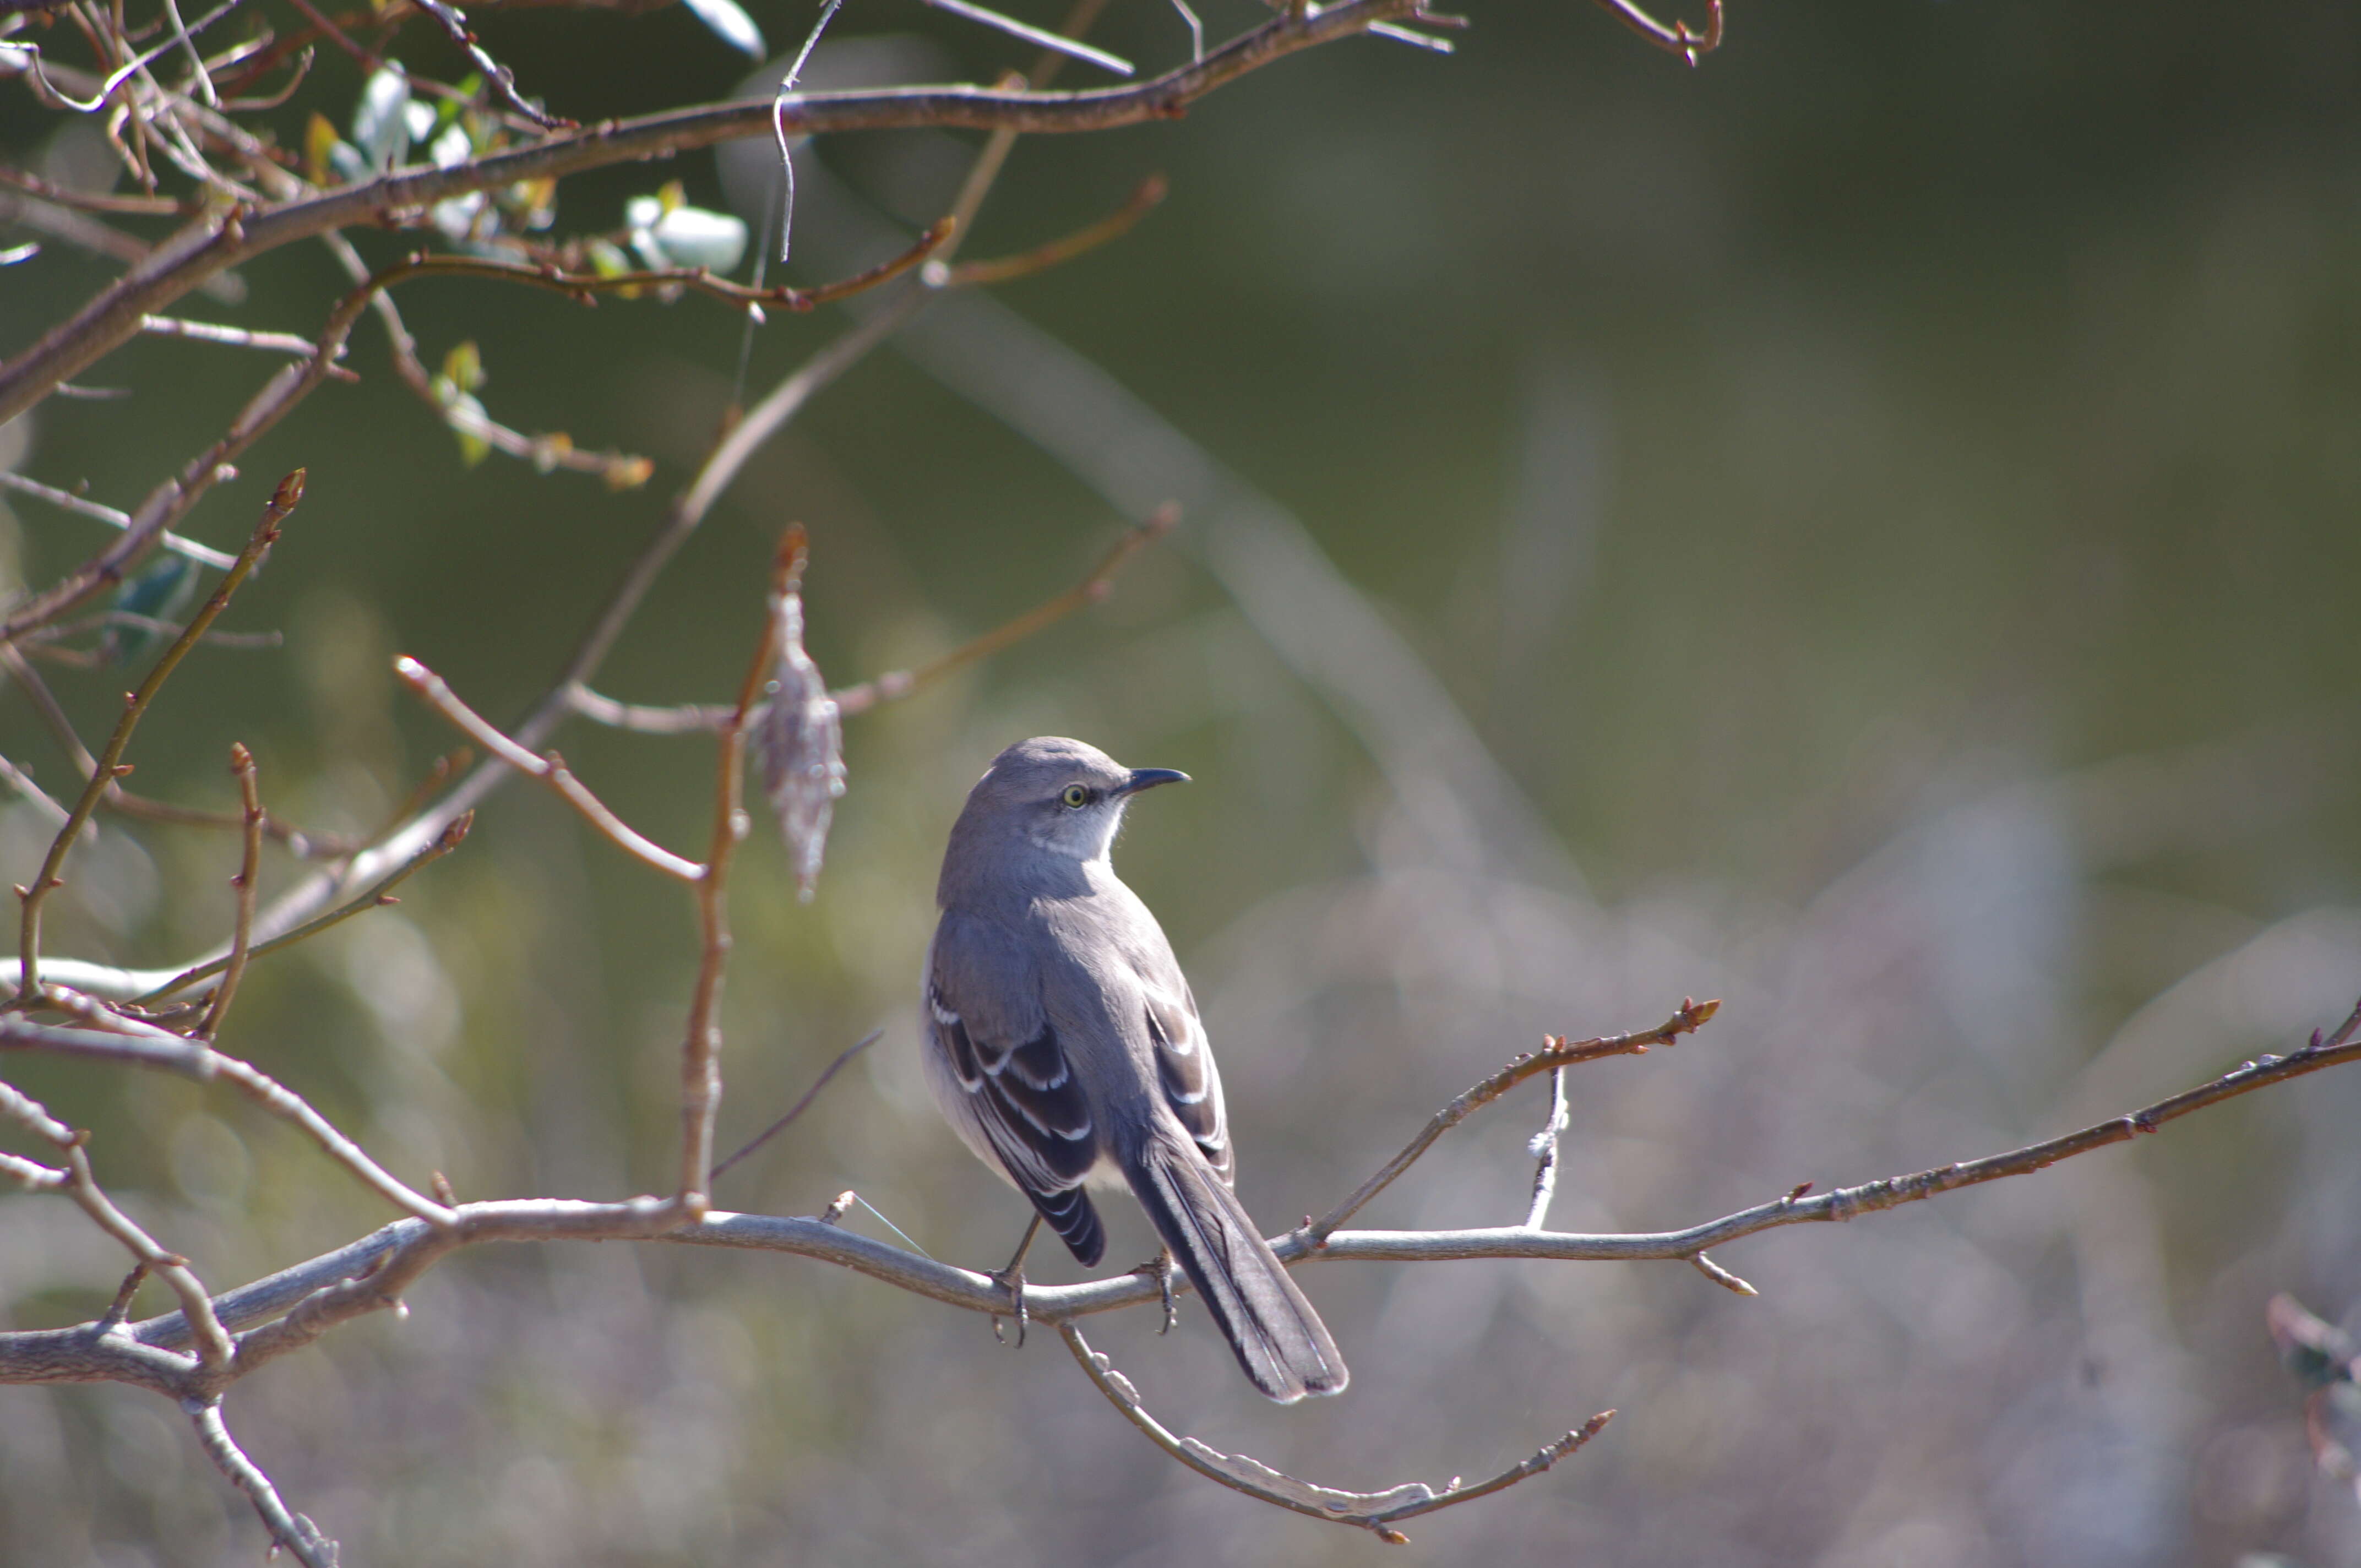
[17,994,2352,1395]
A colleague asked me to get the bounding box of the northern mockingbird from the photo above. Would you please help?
[923,737,1348,1403]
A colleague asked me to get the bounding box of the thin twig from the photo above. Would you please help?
[941,173,1165,289]
[0,1076,236,1370]
[0,166,196,216]
[408,0,567,129]
[1590,0,1721,66]
[1309,997,1721,1242]
[395,657,701,880]
[1689,1251,1755,1296]
[377,217,953,314]
[130,810,471,1003]
[185,1397,337,1567]
[11,471,301,1004]
[923,0,1134,77]
[833,502,1181,715]
[1059,1320,1611,1542]
[0,470,242,570]
[195,742,260,1038]
[318,230,650,488]
[1522,1064,1568,1229]
[21,990,455,1223]
[568,502,1180,732]
[6,643,328,855]
[710,1027,883,1182]
[138,313,317,355]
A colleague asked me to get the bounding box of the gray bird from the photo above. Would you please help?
[923,737,1348,1403]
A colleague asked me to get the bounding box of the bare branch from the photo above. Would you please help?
[0,470,244,570]
[570,502,1180,734]
[409,0,565,129]
[12,471,301,1000]
[0,0,1427,425]
[0,1076,234,1370]
[138,313,319,356]
[1309,997,1721,1241]
[834,502,1181,715]
[18,992,2345,1411]
[1591,0,1722,66]
[194,742,260,1038]
[378,215,952,314]
[127,812,470,1004]
[185,1397,339,1567]
[710,1027,883,1183]
[676,528,806,1205]
[1059,1320,1612,1543]
[394,657,703,880]
[940,173,1164,289]
[20,993,457,1224]
[318,229,652,488]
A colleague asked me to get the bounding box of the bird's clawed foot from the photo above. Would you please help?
[1133,1249,1178,1334]
[989,1213,1042,1349]
[990,1264,1029,1348]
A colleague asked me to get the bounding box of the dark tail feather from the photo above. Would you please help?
[1127,1133,1348,1403]
[1031,1183,1106,1268]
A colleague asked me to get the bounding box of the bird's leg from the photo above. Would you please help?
[1131,1248,1179,1334]
[989,1214,1043,1349]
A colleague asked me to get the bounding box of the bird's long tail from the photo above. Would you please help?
[1125,1131,1348,1403]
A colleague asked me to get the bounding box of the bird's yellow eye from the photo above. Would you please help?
[1061,784,1090,808]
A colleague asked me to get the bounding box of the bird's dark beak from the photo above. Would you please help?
[1116,768,1190,796]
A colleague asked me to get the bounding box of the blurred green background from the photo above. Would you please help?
[6,0,2361,1562]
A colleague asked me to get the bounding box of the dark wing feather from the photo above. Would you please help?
[928,978,1106,1266]
[1145,985,1231,1185]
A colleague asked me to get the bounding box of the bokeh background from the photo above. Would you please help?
[6,0,2361,1562]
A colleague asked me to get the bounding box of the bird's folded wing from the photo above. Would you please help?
[1145,986,1232,1184]
[927,916,1100,1223]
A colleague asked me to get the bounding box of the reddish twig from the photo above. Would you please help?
[393,657,701,880]
[194,742,260,1038]
[834,502,1181,715]
[1590,0,1721,66]
[569,503,1181,733]
[677,527,806,1206]
[375,216,953,314]
[942,173,1165,288]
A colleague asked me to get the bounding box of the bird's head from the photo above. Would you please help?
[959,736,1189,866]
